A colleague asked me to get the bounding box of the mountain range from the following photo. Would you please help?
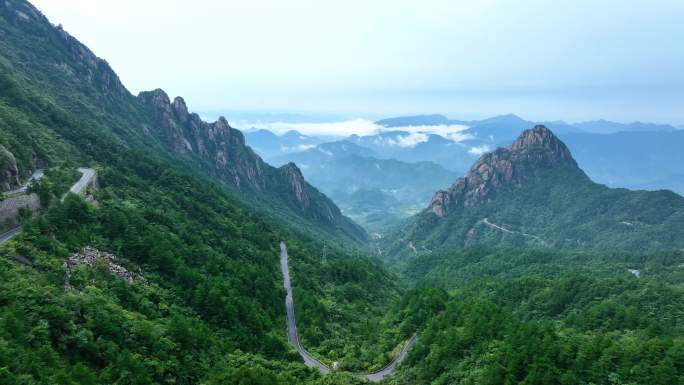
[248,113,684,197]
[270,141,459,231]
[2,1,683,384]
[385,125,684,258]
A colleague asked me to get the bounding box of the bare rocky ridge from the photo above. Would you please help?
[139,89,366,242]
[429,125,585,217]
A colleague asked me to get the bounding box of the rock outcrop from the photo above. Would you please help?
[64,247,141,290]
[429,125,585,217]
[0,144,19,191]
[282,162,310,208]
[138,89,366,242]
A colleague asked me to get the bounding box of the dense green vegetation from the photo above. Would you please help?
[1,1,683,384]
[289,239,405,371]
[0,151,397,384]
[26,167,80,205]
[0,1,399,382]
[384,247,684,384]
[391,164,684,259]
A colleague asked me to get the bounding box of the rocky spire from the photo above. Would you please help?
[429,125,584,217]
[507,125,576,166]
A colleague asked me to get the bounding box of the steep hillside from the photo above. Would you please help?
[0,0,364,244]
[388,125,684,258]
[0,1,396,383]
[386,246,684,385]
[138,90,367,243]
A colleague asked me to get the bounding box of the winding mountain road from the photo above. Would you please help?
[6,169,44,196]
[481,217,549,247]
[279,241,416,382]
[0,167,95,244]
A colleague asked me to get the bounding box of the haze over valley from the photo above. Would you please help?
[1,1,683,384]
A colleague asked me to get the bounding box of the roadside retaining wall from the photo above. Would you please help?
[0,193,40,230]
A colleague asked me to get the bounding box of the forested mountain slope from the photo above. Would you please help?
[388,125,684,259]
[0,1,389,383]
[0,0,365,244]
[385,246,684,385]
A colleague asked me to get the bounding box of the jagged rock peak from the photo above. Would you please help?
[428,125,583,217]
[507,125,575,164]
[281,162,309,208]
[172,96,189,124]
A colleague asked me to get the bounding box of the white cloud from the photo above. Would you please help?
[468,144,492,156]
[240,119,381,137]
[279,144,317,153]
[237,119,476,143]
[390,132,429,148]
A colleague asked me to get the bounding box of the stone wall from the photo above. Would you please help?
[0,193,40,230]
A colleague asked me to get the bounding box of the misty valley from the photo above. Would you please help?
[0,1,682,385]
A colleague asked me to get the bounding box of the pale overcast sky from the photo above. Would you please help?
[31,0,684,123]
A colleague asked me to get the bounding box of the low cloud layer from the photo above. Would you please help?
[468,144,492,156]
[240,119,472,142]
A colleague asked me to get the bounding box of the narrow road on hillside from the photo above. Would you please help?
[6,169,44,195]
[481,218,549,247]
[0,168,95,244]
[280,242,331,373]
[279,241,417,382]
[68,168,96,196]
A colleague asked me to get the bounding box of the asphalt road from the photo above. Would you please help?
[0,226,22,244]
[68,167,96,196]
[0,168,95,244]
[279,241,416,382]
[280,241,331,373]
[6,169,44,195]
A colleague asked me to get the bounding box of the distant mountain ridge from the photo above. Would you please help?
[387,125,684,258]
[269,139,459,231]
[376,114,465,127]
[244,129,326,160]
[375,113,678,136]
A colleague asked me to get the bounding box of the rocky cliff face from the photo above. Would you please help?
[139,89,366,242]
[139,89,267,192]
[429,125,585,217]
[0,145,19,191]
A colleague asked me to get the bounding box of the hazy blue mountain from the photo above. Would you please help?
[244,129,326,159]
[560,130,684,195]
[346,131,477,172]
[574,119,677,134]
[269,140,377,167]
[271,140,460,231]
[462,114,584,144]
[387,126,684,259]
[375,114,464,127]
